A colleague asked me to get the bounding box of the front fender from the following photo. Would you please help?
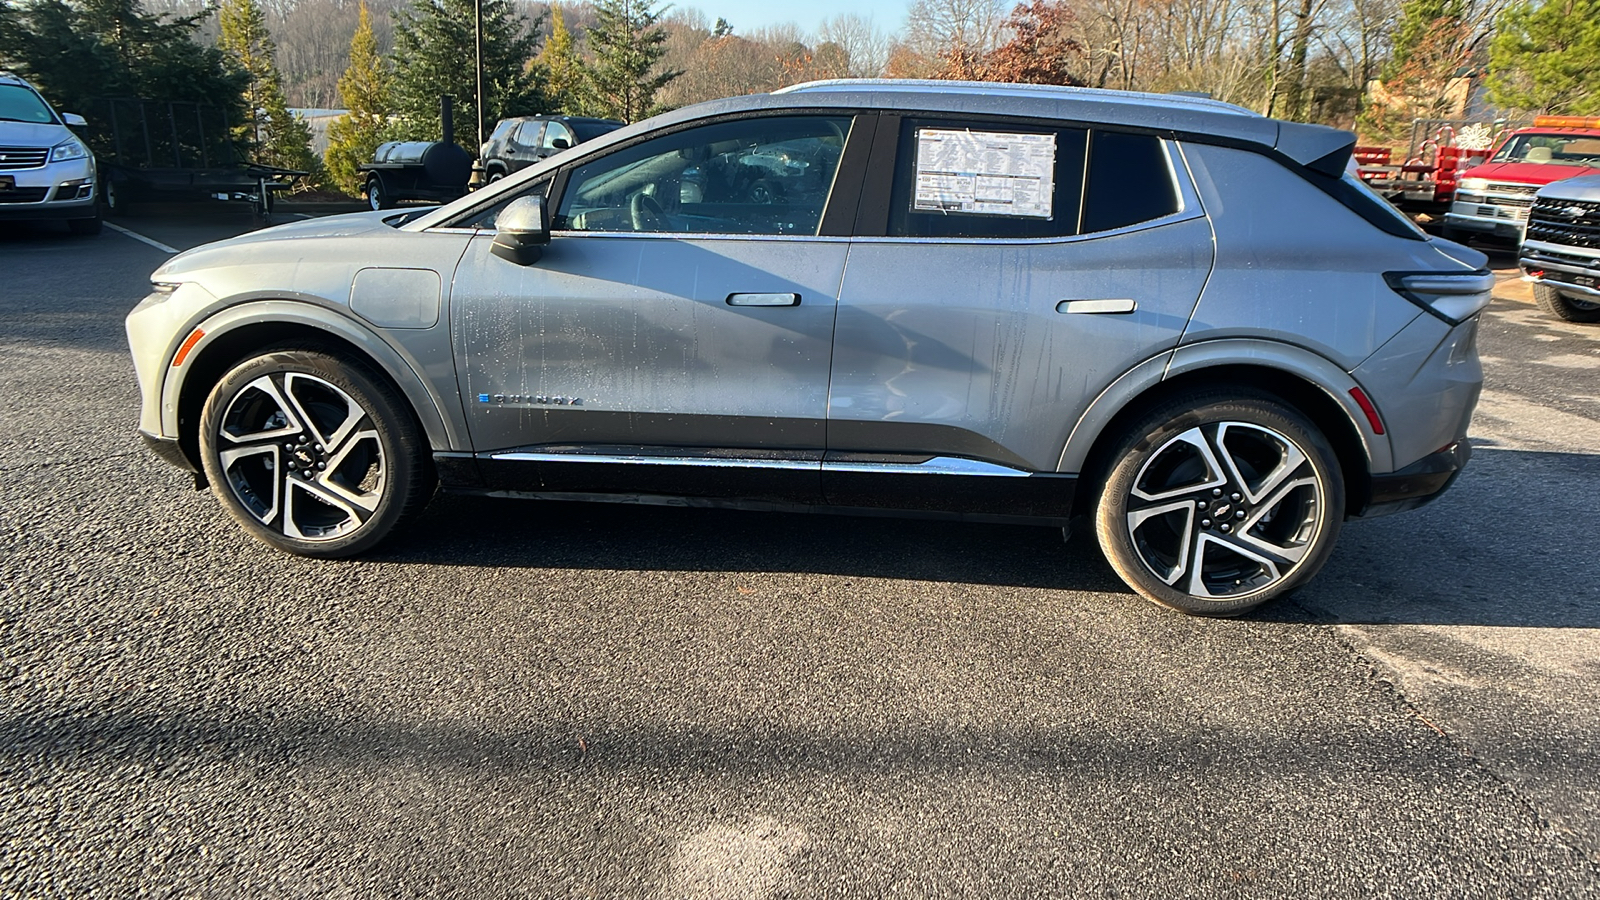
[158,299,464,453]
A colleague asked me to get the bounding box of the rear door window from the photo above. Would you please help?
[887,119,1086,239]
[882,120,1182,238]
[513,120,544,148]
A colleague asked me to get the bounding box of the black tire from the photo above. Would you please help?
[1094,390,1344,616]
[1534,283,1600,324]
[486,168,505,183]
[366,174,393,211]
[198,346,435,558]
[67,212,102,236]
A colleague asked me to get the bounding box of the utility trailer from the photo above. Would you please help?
[357,96,473,210]
[1355,118,1518,216]
[85,98,306,218]
[358,140,471,210]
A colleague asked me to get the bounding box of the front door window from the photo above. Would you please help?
[554,116,852,236]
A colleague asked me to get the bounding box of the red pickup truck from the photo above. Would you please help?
[1441,115,1600,242]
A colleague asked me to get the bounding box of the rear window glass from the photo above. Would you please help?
[888,119,1087,239]
[1081,131,1179,233]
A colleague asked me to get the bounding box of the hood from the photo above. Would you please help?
[152,209,406,280]
[1459,160,1600,186]
[0,120,74,149]
[1535,172,1600,202]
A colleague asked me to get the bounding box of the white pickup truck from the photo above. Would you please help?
[1520,172,1600,322]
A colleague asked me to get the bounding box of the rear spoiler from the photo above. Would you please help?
[1275,121,1356,177]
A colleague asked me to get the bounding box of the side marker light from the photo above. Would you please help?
[1349,386,1385,435]
[172,329,205,367]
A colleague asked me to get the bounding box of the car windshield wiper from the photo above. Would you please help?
[0,116,50,123]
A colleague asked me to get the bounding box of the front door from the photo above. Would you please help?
[450,114,861,499]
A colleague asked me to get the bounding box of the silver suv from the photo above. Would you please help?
[0,71,99,234]
[126,80,1489,615]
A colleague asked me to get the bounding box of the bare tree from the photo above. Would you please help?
[904,0,1004,60]
[816,13,891,77]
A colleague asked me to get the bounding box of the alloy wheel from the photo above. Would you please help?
[1123,421,1324,601]
[215,372,386,542]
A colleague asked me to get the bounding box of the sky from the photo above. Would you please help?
[674,0,913,36]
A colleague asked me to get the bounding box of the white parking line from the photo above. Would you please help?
[105,222,180,254]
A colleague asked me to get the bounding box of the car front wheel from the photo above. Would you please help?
[198,347,434,557]
[1094,391,1344,616]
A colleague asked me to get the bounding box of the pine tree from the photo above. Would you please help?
[0,0,247,127]
[582,0,679,123]
[324,1,390,195]
[537,4,584,115]
[389,0,545,150]
[218,0,321,182]
[1488,0,1600,115]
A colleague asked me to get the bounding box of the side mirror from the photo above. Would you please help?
[551,138,570,150]
[491,194,549,265]
[62,112,87,128]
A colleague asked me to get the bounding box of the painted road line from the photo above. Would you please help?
[105,222,180,254]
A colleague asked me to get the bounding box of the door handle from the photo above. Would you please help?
[1056,298,1137,314]
[727,292,800,307]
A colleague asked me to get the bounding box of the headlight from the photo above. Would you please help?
[1385,270,1496,325]
[51,138,88,162]
[1458,178,1488,192]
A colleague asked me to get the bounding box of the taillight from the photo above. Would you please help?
[1383,269,1495,325]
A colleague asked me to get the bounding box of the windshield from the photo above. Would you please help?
[1491,132,1600,168]
[0,84,58,124]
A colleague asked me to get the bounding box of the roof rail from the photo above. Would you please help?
[773,78,1259,117]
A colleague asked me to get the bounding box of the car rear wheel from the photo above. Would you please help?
[198,347,434,558]
[1094,390,1344,616]
[1534,283,1600,324]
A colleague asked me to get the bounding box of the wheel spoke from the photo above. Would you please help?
[317,428,385,511]
[282,475,369,540]
[282,372,363,451]
[1126,499,1198,585]
[1234,474,1320,563]
[217,444,281,524]
[219,375,304,444]
[1186,533,1285,600]
[1130,427,1228,503]
[1216,423,1308,505]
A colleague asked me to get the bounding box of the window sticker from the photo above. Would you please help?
[913,129,1056,218]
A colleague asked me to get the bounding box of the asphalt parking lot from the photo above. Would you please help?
[3,209,1599,898]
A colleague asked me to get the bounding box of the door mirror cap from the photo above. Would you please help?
[491,194,549,265]
[62,112,87,128]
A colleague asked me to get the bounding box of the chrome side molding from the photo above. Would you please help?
[489,451,1037,477]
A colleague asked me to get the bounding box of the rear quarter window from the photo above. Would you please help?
[1082,131,1180,233]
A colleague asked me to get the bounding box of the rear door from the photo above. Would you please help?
[825,117,1213,514]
